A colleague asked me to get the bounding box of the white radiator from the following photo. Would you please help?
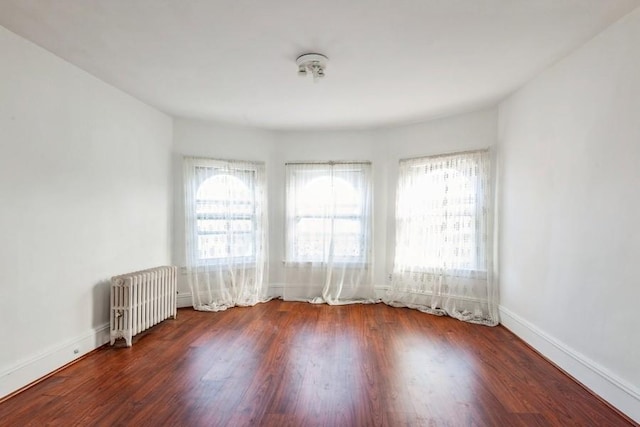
[110,266,177,347]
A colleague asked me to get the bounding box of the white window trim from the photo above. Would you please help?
[185,157,264,266]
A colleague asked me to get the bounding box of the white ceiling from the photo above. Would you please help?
[1,0,638,130]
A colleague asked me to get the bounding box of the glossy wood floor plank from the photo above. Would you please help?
[0,300,634,426]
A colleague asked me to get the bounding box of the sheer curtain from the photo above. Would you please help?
[385,149,498,325]
[183,157,269,311]
[283,162,376,304]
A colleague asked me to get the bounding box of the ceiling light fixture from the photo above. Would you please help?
[296,53,328,82]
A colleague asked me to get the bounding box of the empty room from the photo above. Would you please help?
[1,1,639,425]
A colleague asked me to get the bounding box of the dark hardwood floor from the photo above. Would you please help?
[0,300,634,426]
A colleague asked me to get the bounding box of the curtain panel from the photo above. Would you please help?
[385,149,499,325]
[183,157,270,311]
[282,162,376,304]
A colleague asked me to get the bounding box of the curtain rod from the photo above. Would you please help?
[185,156,265,165]
[399,148,490,163]
[285,161,372,166]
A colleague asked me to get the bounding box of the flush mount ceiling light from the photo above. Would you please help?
[296,53,328,82]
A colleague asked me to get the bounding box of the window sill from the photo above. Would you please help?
[195,258,257,268]
[282,260,370,268]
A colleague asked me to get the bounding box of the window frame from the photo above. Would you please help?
[186,159,262,266]
[394,150,489,276]
[285,162,372,265]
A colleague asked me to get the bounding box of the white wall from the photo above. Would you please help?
[498,8,640,422]
[0,26,173,398]
[172,108,497,296]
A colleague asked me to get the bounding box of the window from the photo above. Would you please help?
[195,171,255,261]
[285,162,372,263]
[184,158,266,264]
[394,150,490,273]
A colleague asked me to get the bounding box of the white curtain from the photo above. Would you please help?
[283,162,376,304]
[385,149,499,325]
[183,157,269,311]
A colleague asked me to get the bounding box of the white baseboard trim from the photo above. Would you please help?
[177,292,193,308]
[267,283,284,298]
[0,323,110,400]
[268,283,390,298]
[499,305,640,423]
[181,285,390,302]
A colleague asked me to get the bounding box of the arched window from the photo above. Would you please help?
[184,158,264,264]
[394,151,489,272]
[286,162,372,263]
[195,173,255,261]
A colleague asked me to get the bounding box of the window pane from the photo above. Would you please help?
[296,176,360,216]
[229,233,253,258]
[197,219,253,234]
[197,231,254,260]
[333,219,361,234]
[295,218,330,260]
[294,235,326,260]
[197,174,251,201]
[297,218,331,235]
[197,219,227,234]
[198,234,228,259]
[332,234,362,258]
[229,220,253,232]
